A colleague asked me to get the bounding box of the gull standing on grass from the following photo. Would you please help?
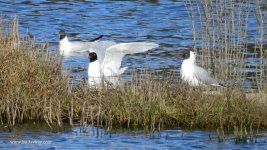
[177,50,224,87]
[87,42,159,87]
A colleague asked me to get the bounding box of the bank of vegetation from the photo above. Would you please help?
[0,1,266,142]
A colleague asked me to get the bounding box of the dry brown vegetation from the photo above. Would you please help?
[0,16,266,135]
[185,0,267,91]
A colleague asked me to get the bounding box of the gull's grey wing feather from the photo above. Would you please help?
[193,65,218,85]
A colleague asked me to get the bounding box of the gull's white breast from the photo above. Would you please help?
[180,59,204,86]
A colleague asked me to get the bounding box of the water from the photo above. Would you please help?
[1,0,190,77]
[0,125,266,149]
[1,0,266,88]
[0,0,266,149]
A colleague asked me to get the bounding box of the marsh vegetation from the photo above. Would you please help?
[185,0,266,91]
[0,1,266,143]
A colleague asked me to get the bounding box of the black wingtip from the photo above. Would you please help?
[89,35,104,42]
[218,83,227,88]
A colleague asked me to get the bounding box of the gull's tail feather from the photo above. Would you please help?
[211,83,227,88]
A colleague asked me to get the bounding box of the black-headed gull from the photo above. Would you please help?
[59,30,107,55]
[177,50,224,87]
[87,42,159,87]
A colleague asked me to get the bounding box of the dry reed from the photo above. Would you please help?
[185,0,266,91]
[0,17,266,135]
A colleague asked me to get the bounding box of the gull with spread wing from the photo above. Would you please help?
[87,42,159,87]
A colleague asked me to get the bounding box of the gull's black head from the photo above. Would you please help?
[88,52,97,62]
[59,30,66,40]
[176,50,190,60]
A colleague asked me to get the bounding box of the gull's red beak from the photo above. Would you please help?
[88,51,92,59]
[176,54,184,59]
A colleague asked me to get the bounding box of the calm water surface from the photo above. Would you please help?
[0,125,267,149]
[0,0,266,149]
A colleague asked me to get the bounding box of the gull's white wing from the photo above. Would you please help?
[69,41,93,52]
[60,41,93,56]
[61,40,116,58]
[89,41,117,65]
[101,42,159,76]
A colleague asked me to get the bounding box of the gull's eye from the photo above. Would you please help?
[182,53,190,59]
